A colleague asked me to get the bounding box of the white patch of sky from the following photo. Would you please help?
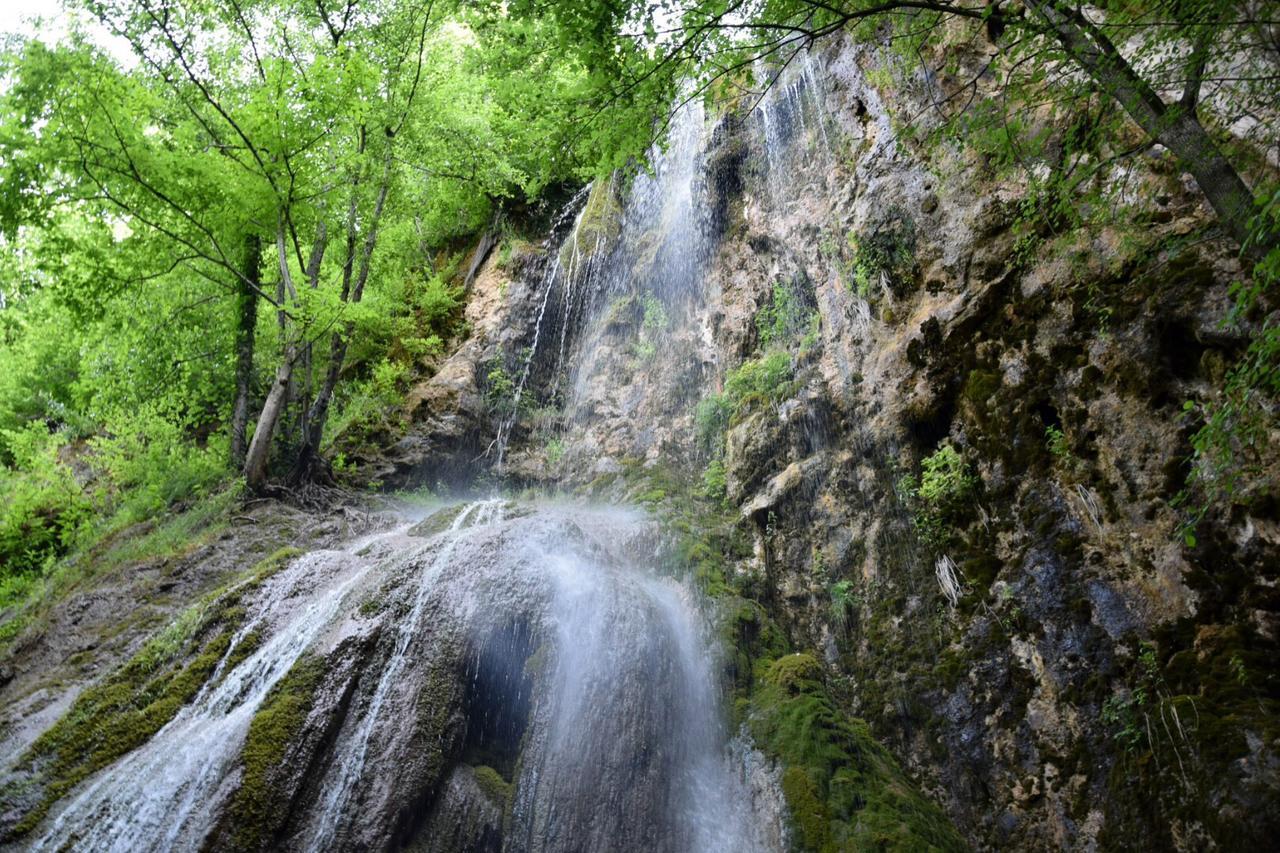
[0,0,137,69]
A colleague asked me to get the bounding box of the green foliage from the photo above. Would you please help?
[484,361,519,418]
[1044,424,1069,460]
[899,444,976,549]
[756,278,813,349]
[701,457,728,501]
[918,445,976,509]
[1101,692,1146,751]
[633,294,668,361]
[695,351,794,452]
[830,580,857,629]
[0,428,94,579]
[545,436,565,466]
[1177,187,1280,545]
[748,655,966,852]
[325,359,411,453]
[89,405,226,524]
[841,223,917,300]
[1101,641,1174,753]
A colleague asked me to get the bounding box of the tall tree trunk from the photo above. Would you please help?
[290,159,392,486]
[243,222,301,494]
[243,356,294,493]
[1027,0,1260,257]
[1155,113,1257,253]
[229,234,261,468]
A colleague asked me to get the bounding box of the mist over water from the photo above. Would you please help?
[29,502,785,852]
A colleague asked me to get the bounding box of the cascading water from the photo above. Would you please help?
[29,530,400,852]
[12,50,860,853]
[25,502,785,851]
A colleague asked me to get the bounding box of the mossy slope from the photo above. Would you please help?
[749,654,967,853]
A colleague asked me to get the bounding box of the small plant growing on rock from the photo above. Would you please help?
[484,361,517,418]
[633,294,668,362]
[899,443,977,549]
[755,279,811,349]
[701,457,727,501]
[544,437,565,466]
[1044,424,1069,459]
[918,444,976,509]
[830,580,857,631]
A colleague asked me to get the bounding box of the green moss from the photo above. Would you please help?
[572,180,622,251]
[11,611,242,838]
[221,630,264,679]
[748,656,966,852]
[934,648,967,691]
[226,653,326,851]
[960,553,1001,593]
[247,546,303,583]
[782,766,835,850]
[1097,620,1280,849]
[471,764,513,805]
[764,653,825,692]
[408,502,468,538]
[4,537,296,841]
[635,488,668,507]
[962,369,1000,409]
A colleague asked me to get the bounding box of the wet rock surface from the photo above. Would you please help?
[2,28,1276,853]
[403,33,1280,853]
[1,503,789,852]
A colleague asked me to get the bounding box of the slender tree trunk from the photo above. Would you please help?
[229,234,261,468]
[1155,113,1257,252]
[243,222,302,493]
[1026,0,1260,256]
[243,356,294,492]
[290,159,392,485]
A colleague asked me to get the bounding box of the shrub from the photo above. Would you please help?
[90,405,226,524]
[695,351,794,452]
[756,279,811,349]
[900,443,976,548]
[545,437,565,466]
[1045,424,1069,459]
[0,427,94,579]
[484,361,517,418]
[701,457,727,501]
[1175,188,1280,545]
[917,444,976,510]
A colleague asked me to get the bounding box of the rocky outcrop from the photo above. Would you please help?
[449,30,1278,853]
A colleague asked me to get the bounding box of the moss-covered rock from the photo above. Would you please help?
[471,764,512,805]
[224,652,327,851]
[1,542,306,841]
[409,503,470,538]
[748,655,967,852]
[8,603,246,838]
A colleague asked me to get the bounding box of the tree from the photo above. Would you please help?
[0,0,635,501]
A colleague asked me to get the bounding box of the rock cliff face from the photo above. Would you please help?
[387,32,1279,852]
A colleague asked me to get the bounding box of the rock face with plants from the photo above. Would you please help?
[382,26,1278,852]
[1,1,1277,852]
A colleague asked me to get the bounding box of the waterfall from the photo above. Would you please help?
[30,531,396,852]
[13,52,860,853]
[26,503,785,851]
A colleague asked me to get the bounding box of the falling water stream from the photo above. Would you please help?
[30,502,785,852]
[20,48,847,852]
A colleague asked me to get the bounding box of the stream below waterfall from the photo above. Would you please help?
[27,500,787,852]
